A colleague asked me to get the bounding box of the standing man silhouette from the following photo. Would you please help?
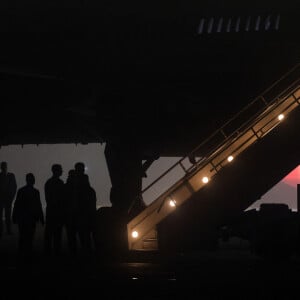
[64,169,78,255]
[74,162,95,254]
[44,164,65,256]
[77,174,97,255]
[0,161,17,236]
[12,173,44,259]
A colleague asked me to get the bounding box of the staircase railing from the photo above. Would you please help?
[127,63,300,250]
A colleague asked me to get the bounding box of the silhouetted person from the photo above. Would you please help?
[12,173,44,259]
[74,163,97,255]
[44,164,65,256]
[74,162,85,178]
[77,175,97,255]
[64,169,78,255]
[0,161,17,236]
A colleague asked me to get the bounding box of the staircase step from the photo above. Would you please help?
[144,230,157,239]
[143,238,158,250]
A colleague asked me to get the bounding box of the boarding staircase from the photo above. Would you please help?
[127,64,300,251]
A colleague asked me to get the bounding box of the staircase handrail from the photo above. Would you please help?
[141,64,300,196]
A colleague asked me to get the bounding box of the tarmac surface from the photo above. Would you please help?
[0,224,300,299]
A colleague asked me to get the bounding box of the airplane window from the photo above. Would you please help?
[226,18,232,32]
[255,16,261,31]
[207,17,214,33]
[197,13,277,35]
[217,18,223,33]
[275,14,280,30]
[198,18,205,34]
[265,15,271,31]
[245,16,251,31]
[235,17,241,32]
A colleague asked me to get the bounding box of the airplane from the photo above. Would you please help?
[0,0,300,228]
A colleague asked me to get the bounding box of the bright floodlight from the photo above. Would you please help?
[132,231,139,238]
[227,155,234,162]
[202,176,209,184]
[278,114,284,121]
[169,199,176,207]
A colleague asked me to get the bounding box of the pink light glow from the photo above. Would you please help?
[282,165,300,187]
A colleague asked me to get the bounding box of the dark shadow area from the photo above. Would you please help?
[1,218,300,299]
[0,1,300,299]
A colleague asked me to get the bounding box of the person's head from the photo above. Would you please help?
[26,173,35,186]
[51,164,63,177]
[0,162,7,173]
[67,169,76,183]
[74,162,85,175]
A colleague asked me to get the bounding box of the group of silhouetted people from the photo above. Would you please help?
[0,162,17,237]
[0,161,97,260]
